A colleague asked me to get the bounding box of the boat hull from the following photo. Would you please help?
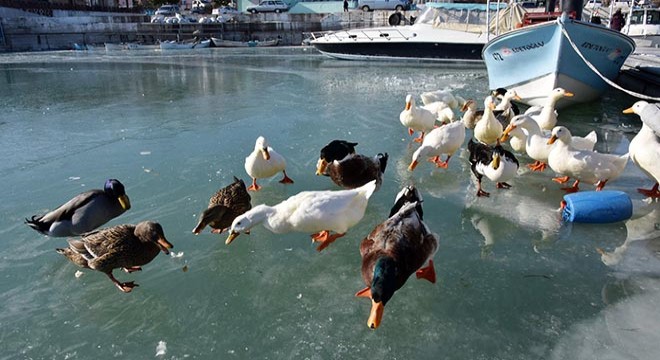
[211,38,279,47]
[312,41,485,63]
[482,14,635,108]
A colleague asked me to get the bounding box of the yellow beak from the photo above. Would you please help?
[226,231,240,245]
[500,125,514,142]
[118,195,131,210]
[547,135,558,145]
[492,153,501,170]
[261,148,270,161]
[622,106,634,114]
[316,158,328,175]
[564,91,574,97]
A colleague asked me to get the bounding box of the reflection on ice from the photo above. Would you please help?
[598,201,660,271]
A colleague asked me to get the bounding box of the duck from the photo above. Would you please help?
[547,126,629,193]
[624,101,660,198]
[524,87,573,131]
[356,185,438,329]
[56,221,173,293]
[492,88,521,123]
[501,122,527,154]
[468,139,519,197]
[408,117,466,170]
[501,115,597,172]
[25,179,131,237]
[315,140,359,176]
[460,99,481,129]
[420,89,465,110]
[244,136,294,191]
[474,96,503,145]
[226,180,377,252]
[399,94,437,143]
[192,176,252,235]
[323,153,388,190]
[423,101,455,125]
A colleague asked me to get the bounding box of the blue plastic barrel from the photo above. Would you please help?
[562,190,633,223]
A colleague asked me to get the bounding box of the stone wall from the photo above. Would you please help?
[0,6,411,51]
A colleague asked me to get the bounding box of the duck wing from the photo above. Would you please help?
[26,189,105,235]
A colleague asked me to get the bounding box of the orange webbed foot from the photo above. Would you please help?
[415,260,436,284]
[638,183,660,198]
[311,231,345,251]
[552,176,570,184]
[247,178,261,191]
[279,171,294,184]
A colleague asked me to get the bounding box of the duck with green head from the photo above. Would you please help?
[356,186,438,329]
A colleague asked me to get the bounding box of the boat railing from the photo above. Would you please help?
[307,28,412,42]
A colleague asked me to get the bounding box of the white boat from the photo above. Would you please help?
[308,3,519,64]
[104,43,127,51]
[159,39,211,50]
[126,43,159,51]
[622,6,660,47]
[482,8,635,108]
[211,37,279,47]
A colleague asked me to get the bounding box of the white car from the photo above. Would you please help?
[246,0,289,14]
[155,4,180,16]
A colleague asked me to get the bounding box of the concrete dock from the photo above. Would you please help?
[618,46,660,99]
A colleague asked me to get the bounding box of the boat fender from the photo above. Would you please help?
[562,190,633,223]
[388,12,402,26]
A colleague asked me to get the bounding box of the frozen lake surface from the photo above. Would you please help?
[1,47,659,359]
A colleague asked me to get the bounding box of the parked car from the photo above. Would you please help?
[155,4,180,16]
[357,0,411,12]
[246,0,289,14]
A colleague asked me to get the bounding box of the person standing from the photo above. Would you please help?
[610,8,624,31]
[344,0,349,12]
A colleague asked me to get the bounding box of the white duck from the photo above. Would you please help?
[473,96,502,145]
[524,87,573,131]
[244,136,294,191]
[399,94,437,143]
[547,126,629,193]
[420,90,465,110]
[502,115,597,172]
[624,101,660,198]
[423,101,455,124]
[502,122,527,154]
[226,180,377,251]
[408,117,466,171]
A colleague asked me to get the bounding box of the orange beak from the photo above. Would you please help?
[564,91,574,97]
[157,237,173,255]
[405,101,411,111]
[367,299,384,329]
[500,125,514,142]
[226,231,240,245]
[261,148,270,161]
[623,106,634,114]
[408,160,418,171]
[547,135,558,145]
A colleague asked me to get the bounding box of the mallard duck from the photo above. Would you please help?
[56,221,173,293]
[324,153,388,190]
[226,180,377,251]
[408,118,465,170]
[399,94,437,143]
[524,88,573,131]
[468,139,519,197]
[356,185,438,329]
[420,89,465,110]
[547,126,629,192]
[192,176,252,235]
[624,101,660,198]
[474,96,503,145]
[244,136,294,191]
[25,179,131,237]
[315,140,358,175]
[501,115,597,172]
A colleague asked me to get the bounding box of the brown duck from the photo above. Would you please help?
[320,153,388,190]
[56,221,173,293]
[192,176,252,235]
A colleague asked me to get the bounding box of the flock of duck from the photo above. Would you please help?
[24,89,660,329]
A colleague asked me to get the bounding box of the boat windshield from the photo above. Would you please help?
[415,3,520,35]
